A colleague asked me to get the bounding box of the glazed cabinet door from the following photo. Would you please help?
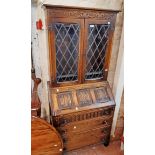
[83,19,114,82]
[48,18,84,86]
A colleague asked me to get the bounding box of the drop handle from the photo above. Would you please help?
[102,120,108,125]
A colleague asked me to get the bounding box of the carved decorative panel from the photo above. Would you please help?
[76,89,93,107]
[94,87,110,103]
[57,92,74,110]
[53,106,114,126]
[47,8,115,20]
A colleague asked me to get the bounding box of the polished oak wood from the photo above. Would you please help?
[31,116,63,155]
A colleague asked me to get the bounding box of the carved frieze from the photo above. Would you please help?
[47,8,115,20]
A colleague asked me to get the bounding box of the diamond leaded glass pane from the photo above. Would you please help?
[85,24,111,80]
[53,23,80,83]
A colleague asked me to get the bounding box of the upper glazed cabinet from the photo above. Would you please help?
[47,6,117,86]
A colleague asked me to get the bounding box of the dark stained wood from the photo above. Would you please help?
[31,116,63,155]
[31,69,41,117]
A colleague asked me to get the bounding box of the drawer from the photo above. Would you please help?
[57,116,113,134]
[63,125,111,140]
[63,126,111,151]
[53,106,115,127]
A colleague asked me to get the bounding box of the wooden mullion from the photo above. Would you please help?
[78,19,85,84]
[81,18,88,83]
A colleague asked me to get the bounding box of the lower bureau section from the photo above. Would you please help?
[63,126,111,151]
[52,106,115,151]
[57,116,113,134]
[49,82,116,151]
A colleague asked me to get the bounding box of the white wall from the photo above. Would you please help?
[43,0,123,11]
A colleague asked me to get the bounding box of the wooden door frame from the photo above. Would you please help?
[48,17,85,87]
[82,18,116,84]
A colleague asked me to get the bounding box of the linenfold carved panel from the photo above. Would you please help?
[94,87,110,103]
[57,92,74,110]
[47,8,115,20]
[76,89,93,107]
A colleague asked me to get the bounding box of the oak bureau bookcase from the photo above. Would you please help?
[46,5,118,151]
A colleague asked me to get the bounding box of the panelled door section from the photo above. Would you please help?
[84,19,112,81]
[49,18,84,85]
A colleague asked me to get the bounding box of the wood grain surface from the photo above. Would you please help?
[31,117,63,155]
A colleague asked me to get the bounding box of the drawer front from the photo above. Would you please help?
[63,126,111,151]
[57,116,113,134]
[53,106,115,127]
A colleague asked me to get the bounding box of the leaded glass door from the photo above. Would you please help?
[83,19,112,81]
[49,18,84,85]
